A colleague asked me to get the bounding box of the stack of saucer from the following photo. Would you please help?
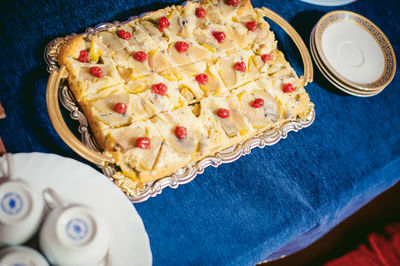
[310,11,396,97]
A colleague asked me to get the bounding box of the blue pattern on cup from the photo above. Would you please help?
[1,192,23,215]
[66,218,89,241]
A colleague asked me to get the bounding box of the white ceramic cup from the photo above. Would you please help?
[0,245,49,266]
[0,154,44,246]
[39,188,110,266]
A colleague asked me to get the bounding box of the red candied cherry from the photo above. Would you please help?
[246,21,257,31]
[213,31,226,43]
[90,67,103,78]
[195,73,208,85]
[251,98,264,108]
[174,126,187,139]
[282,83,295,93]
[158,16,170,32]
[134,51,147,62]
[137,137,151,149]
[195,7,206,18]
[152,83,168,96]
[118,30,131,40]
[261,53,271,63]
[175,42,189,53]
[114,103,127,114]
[234,61,246,72]
[78,50,89,63]
[226,0,239,6]
[217,108,230,119]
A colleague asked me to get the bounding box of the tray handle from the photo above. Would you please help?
[46,65,114,166]
[257,7,313,86]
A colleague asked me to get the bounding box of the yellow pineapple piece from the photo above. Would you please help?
[160,69,183,81]
[202,43,216,53]
[119,161,138,180]
[89,39,103,62]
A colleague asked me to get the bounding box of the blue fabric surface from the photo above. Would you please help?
[0,0,399,265]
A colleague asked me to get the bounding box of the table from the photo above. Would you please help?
[0,0,399,264]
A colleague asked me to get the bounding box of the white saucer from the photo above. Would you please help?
[299,0,356,6]
[310,27,384,97]
[314,11,396,91]
[311,39,383,97]
[0,153,152,266]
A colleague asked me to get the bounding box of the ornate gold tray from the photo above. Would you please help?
[44,2,314,203]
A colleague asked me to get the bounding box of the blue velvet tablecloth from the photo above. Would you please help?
[0,0,399,265]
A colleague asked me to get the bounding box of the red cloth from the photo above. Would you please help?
[326,223,400,266]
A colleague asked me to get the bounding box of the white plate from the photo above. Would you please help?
[310,27,384,97]
[311,41,382,97]
[0,153,152,266]
[314,11,396,90]
[299,0,356,6]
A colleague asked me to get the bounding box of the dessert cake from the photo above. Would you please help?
[58,0,311,187]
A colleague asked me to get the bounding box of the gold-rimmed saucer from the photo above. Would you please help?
[310,26,384,97]
[314,10,396,91]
